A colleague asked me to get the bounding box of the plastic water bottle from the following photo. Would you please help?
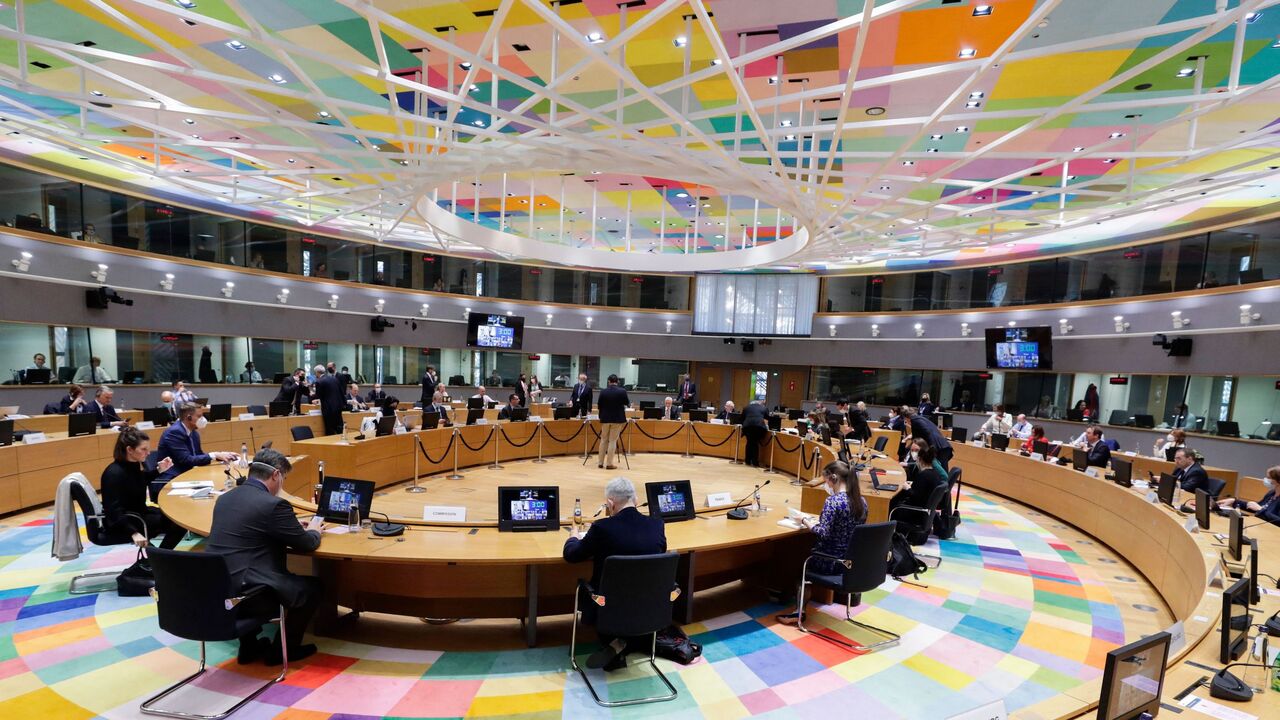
[753,485,762,515]
[313,461,325,505]
[239,443,249,468]
[573,498,583,530]
[347,503,359,532]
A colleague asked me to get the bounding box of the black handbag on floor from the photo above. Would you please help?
[653,625,703,665]
[117,548,155,597]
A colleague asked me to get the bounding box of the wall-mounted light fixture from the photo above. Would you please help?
[828,324,837,337]
[1240,304,1261,325]
[1113,315,1129,333]
[327,294,339,309]
[960,322,971,337]
[914,323,925,337]
[276,288,290,304]
[159,273,174,291]
[90,263,108,282]
[870,323,880,337]
[1170,310,1190,329]
[1058,318,1073,334]
[10,251,31,272]
[419,303,430,317]
[221,281,235,298]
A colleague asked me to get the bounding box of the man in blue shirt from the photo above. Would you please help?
[153,402,239,499]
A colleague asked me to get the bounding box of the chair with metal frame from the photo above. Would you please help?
[569,552,680,708]
[66,478,148,594]
[889,482,950,567]
[794,520,901,653]
[140,548,288,719]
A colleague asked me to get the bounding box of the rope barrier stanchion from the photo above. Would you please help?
[581,423,602,467]
[793,440,805,486]
[533,422,546,463]
[489,426,504,470]
[407,433,428,493]
[683,421,693,458]
[618,421,631,471]
[447,427,464,480]
[581,417,591,459]
[765,431,779,475]
[810,447,822,484]
[729,426,742,465]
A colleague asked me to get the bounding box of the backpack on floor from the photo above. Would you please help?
[654,625,703,665]
[889,532,928,580]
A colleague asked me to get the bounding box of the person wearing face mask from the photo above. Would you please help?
[153,402,239,499]
[100,427,181,549]
[891,438,947,516]
[562,476,666,672]
[777,461,867,626]
[1153,428,1186,460]
[1216,466,1280,526]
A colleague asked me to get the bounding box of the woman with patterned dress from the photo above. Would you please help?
[777,461,868,625]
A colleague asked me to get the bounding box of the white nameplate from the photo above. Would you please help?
[970,439,983,447]
[393,425,407,435]
[22,432,47,444]
[135,421,156,430]
[1146,491,1159,503]
[308,409,321,415]
[238,413,256,420]
[1123,451,1136,456]
[532,415,544,422]
[1084,467,1100,478]
[1184,516,1200,533]
[705,492,734,508]
[710,418,725,425]
[1166,620,1186,654]
[1029,452,1043,462]
[945,699,1007,720]
[423,505,467,522]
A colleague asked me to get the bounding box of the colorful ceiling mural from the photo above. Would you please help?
[0,0,1277,271]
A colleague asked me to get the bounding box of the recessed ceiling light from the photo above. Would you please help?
[865,106,886,116]
[710,58,722,66]
[926,148,938,153]
[779,119,792,127]
[955,125,969,132]
[1176,67,1195,78]
[1072,146,1084,152]
[965,100,981,108]
[287,158,295,163]
[784,134,796,141]
[90,90,104,97]
[675,192,688,198]
[459,62,471,69]
[958,48,976,58]
[586,31,605,43]
[225,40,246,51]
[902,160,915,166]
[473,119,485,127]
[183,117,196,125]
[1109,132,1125,139]
[1103,158,1117,163]
[173,0,197,8]
[673,36,688,47]
[879,185,890,190]
[469,83,479,92]
[317,111,331,118]
[973,5,992,16]
[930,134,943,140]
[1066,174,1077,180]
[969,91,984,99]
[267,73,286,84]
[768,76,778,85]
[1246,12,1263,23]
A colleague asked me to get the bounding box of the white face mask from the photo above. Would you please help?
[195,416,208,430]
[1264,477,1274,490]
[909,451,919,462]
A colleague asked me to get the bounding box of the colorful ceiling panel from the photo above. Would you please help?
[0,0,1275,271]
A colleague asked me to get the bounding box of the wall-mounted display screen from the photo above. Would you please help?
[466,313,524,350]
[985,326,1053,370]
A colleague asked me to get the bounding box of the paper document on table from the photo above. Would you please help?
[167,488,197,496]
[777,519,805,530]
[323,526,351,535]
[171,481,214,489]
[1179,696,1257,720]
[788,507,816,521]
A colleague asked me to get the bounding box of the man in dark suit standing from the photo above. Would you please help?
[903,407,953,469]
[596,375,629,469]
[1084,425,1111,468]
[1173,447,1208,493]
[273,368,307,415]
[570,373,593,418]
[677,374,697,406]
[563,476,666,671]
[420,365,438,407]
[206,449,324,664]
[315,367,344,436]
[741,399,770,467]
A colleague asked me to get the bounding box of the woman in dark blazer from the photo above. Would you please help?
[100,427,183,548]
[58,383,87,414]
[890,438,946,515]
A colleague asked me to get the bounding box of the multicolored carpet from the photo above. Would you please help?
[0,492,1128,719]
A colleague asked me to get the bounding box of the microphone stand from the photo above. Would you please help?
[407,432,427,493]
[446,426,464,480]
[727,479,772,520]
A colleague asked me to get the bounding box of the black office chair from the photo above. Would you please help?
[570,553,680,708]
[384,375,397,385]
[290,426,314,442]
[57,366,75,383]
[247,405,266,416]
[890,482,949,552]
[141,549,287,719]
[1206,477,1227,500]
[67,480,146,594]
[795,521,900,652]
[872,436,888,453]
[449,374,466,386]
[43,402,61,414]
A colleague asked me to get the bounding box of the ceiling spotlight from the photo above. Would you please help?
[828,324,837,337]
[965,100,981,108]
[1103,158,1117,164]
[710,58,722,66]
[675,192,688,198]
[11,251,31,272]
[276,288,290,304]
[225,40,246,51]
[1007,320,1017,327]
[968,91,984,99]
[973,5,993,16]
[463,307,471,318]
[586,31,605,44]
[473,119,485,127]
[1246,12,1263,23]
[870,323,880,338]
[1113,315,1129,333]
[625,318,633,330]
[902,160,914,166]
[768,76,778,85]
[1058,318,1074,334]
[960,322,972,337]
[865,106,886,116]
[585,316,593,329]
[779,119,793,127]
[1109,132,1125,139]
[267,73,287,84]
[926,147,939,153]
[673,35,688,47]
[90,263,108,282]
[913,323,925,337]
[955,125,969,132]
[90,90,105,97]
[1170,310,1190,329]
[545,313,553,326]
[958,48,976,58]
[930,134,943,140]
[784,134,796,141]
[183,117,196,125]
[173,0,197,8]
[221,281,235,298]
[374,299,385,312]
[419,303,430,317]
[665,320,672,334]
[159,273,174,291]
[1176,67,1195,78]
[1239,304,1261,325]
[327,294,339,309]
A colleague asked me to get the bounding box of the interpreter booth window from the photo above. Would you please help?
[633,360,689,392]
[1208,220,1280,284]
[111,331,198,385]
[549,355,573,387]
[0,321,54,384]
[403,349,442,388]
[1231,376,1280,439]
[0,164,80,237]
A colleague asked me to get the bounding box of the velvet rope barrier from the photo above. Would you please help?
[457,426,496,452]
[689,423,737,448]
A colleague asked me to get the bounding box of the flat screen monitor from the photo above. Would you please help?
[989,433,1009,451]
[1156,473,1177,508]
[1070,446,1087,472]
[508,407,529,422]
[688,409,708,423]
[1066,408,1084,422]
[1164,446,1178,462]
[1132,414,1154,429]
[639,401,655,409]
[466,313,524,350]
[318,477,374,523]
[1248,537,1260,605]
[0,419,11,447]
[375,415,396,437]
[467,397,485,410]
[642,407,663,420]
[421,411,440,429]
[1096,631,1171,720]
[645,480,695,523]
[682,401,698,411]
[788,409,805,421]
[950,426,967,443]
[1032,439,1050,456]
[1195,489,1211,530]
[122,371,145,384]
[68,412,97,437]
[1112,457,1132,487]
[142,407,172,427]
[1215,420,1240,437]
[1220,577,1251,664]
[984,326,1053,370]
[1228,509,1244,562]
[192,397,209,406]
[767,415,782,432]
[553,406,576,420]
[268,401,292,417]
[795,420,809,435]
[273,373,289,384]
[465,408,484,425]
[20,368,51,384]
[728,412,744,426]
[207,403,231,422]
[497,486,558,532]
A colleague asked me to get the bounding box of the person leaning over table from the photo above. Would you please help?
[776,460,867,626]
[741,398,770,468]
[153,402,240,499]
[57,383,87,414]
[902,406,952,470]
[562,476,666,672]
[890,438,947,516]
[205,449,325,666]
[100,426,183,549]
[1217,465,1280,526]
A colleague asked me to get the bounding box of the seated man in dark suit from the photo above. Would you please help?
[497,393,523,420]
[715,400,735,421]
[659,396,681,421]
[563,476,666,671]
[1084,425,1111,468]
[1172,447,1209,493]
[154,403,239,498]
[205,449,324,665]
[81,386,125,428]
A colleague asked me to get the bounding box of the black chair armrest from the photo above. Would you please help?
[225,584,271,611]
[808,550,853,569]
[888,505,930,523]
[121,512,150,542]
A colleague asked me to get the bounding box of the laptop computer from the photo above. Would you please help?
[642,407,663,420]
[553,406,575,420]
[1157,472,1178,508]
[0,405,19,418]
[20,368,51,384]
[508,407,529,422]
[467,397,485,410]
[868,468,898,492]
[375,415,397,437]
[1111,457,1132,487]
[206,403,231,422]
[0,419,12,447]
[268,401,292,417]
[688,409,709,423]
[1070,446,1088,472]
[421,411,440,430]
[317,477,374,523]
[465,408,484,425]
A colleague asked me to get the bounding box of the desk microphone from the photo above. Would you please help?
[367,510,406,537]
[727,479,771,520]
[249,426,257,457]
